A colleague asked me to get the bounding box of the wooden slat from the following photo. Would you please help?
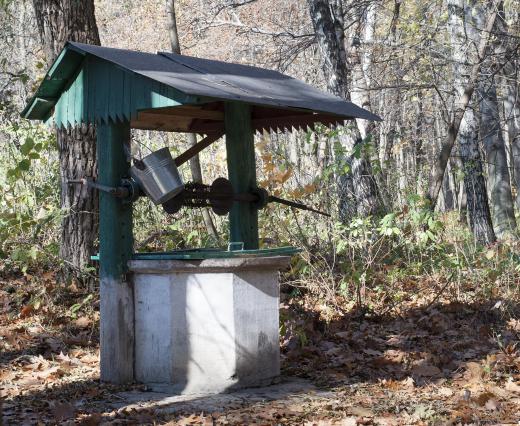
[138,106,224,121]
[130,114,193,131]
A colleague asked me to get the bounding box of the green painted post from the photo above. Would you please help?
[97,120,134,384]
[225,102,259,249]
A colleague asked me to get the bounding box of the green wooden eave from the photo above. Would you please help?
[21,44,204,127]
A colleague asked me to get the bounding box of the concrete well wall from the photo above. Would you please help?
[128,256,290,394]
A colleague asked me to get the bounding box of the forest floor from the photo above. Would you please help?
[1,270,520,425]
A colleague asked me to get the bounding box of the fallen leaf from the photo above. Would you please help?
[338,417,357,426]
[464,361,483,382]
[75,316,91,328]
[52,402,75,421]
[403,377,415,388]
[484,398,500,411]
[412,362,441,377]
[78,413,102,426]
[79,353,98,364]
[437,387,454,397]
[350,406,373,417]
[475,391,495,407]
[20,304,34,318]
[505,378,520,393]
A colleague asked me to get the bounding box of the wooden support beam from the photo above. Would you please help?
[97,120,134,384]
[225,102,259,249]
[174,132,224,166]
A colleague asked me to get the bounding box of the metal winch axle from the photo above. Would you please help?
[68,176,329,217]
[162,177,330,217]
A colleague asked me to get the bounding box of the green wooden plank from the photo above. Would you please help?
[132,246,300,260]
[47,48,84,81]
[97,121,133,279]
[109,67,124,122]
[122,71,131,121]
[225,102,259,249]
[103,61,111,124]
[91,246,301,261]
[55,85,66,127]
[69,69,77,126]
[23,97,55,120]
[93,59,109,124]
[76,66,85,123]
[37,79,65,98]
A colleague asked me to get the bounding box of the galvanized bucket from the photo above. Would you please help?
[130,147,184,205]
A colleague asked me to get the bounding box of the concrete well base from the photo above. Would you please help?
[128,256,290,394]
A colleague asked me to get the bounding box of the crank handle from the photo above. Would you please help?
[68,177,131,198]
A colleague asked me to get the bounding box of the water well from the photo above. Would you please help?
[22,41,380,393]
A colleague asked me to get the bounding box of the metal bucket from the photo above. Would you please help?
[130,147,184,205]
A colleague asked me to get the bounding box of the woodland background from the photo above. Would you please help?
[2,0,520,424]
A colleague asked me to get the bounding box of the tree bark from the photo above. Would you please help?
[479,76,517,238]
[496,2,520,210]
[307,0,381,219]
[476,1,517,239]
[167,0,220,243]
[447,0,496,244]
[32,0,101,286]
[426,1,499,210]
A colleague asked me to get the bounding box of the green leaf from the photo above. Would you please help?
[20,137,34,155]
[17,159,31,171]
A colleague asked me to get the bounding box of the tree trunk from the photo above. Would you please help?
[476,1,517,239]
[426,1,499,210]
[447,0,496,244]
[307,0,381,219]
[458,112,496,244]
[167,0,220,243]
[496,2,520,210]
[479,76,517,238]
[32,0,101,287]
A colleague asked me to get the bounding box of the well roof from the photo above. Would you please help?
[22,42,381,132]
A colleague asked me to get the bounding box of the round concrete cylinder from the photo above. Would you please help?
[129,256,290,394]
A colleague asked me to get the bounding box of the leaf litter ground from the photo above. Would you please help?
[1,270,520,425]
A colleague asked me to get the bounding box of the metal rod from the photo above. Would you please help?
[68,178,130,198]
[268,195,330,217]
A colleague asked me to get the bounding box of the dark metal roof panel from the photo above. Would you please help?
[67,42,381,122]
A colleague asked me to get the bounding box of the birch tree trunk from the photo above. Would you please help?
[426,1,499,210]
[32,0,100,286]
[447,0,495,244]
[496,2,520,210]
[307,0,381,219]
[477,1,517,239]
[479,77,517,238]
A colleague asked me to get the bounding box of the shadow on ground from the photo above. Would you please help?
[2,298,519,423]
[281,298,520,387]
